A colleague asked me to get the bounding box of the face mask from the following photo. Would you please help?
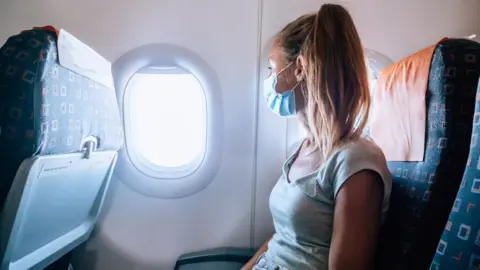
[263,64,298,117]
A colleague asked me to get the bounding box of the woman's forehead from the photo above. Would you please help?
[269,41,281,57]
[269,43,286,66]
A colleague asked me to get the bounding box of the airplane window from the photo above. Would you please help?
[126,67,207,170]
[113,44,223,198]
[365,49,394,77]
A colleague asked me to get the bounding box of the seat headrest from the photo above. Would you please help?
[0,27,123,159]
[369,38,448,161]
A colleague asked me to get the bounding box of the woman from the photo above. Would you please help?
[243,4,392,270]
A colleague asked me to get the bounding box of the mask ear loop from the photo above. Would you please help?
[274,62,299,95]
[276,61,294,76]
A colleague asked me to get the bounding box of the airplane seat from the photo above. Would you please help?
[375,38,480,270]
[430,78,480,269]
[0,27,123,270]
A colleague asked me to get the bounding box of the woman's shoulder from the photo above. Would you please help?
[322,137,392,201]
[333,137,387,164]
[322,137,391,185]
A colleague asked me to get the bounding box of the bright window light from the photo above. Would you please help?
[127,68,207,168]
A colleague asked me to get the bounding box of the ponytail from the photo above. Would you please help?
[300,4,370,158]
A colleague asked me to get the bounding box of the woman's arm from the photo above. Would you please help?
[241,236,272,270]
[329,170,384,270]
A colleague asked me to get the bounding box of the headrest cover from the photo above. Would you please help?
[369,38,448,161]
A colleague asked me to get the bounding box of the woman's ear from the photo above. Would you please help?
[295,55,306,82]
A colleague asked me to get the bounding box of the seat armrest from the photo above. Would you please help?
[174,247,256,270]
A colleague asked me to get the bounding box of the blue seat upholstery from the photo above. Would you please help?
[376,39,480,270]
[0,28,123,269]
[430,78,480,269]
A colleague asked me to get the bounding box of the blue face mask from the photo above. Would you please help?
[263,66,299,117]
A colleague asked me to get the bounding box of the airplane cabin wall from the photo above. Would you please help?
[0,0,479,269]
[0,1,260,269]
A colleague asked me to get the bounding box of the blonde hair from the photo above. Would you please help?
[276,3,370,158]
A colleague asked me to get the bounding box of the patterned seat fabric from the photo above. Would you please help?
[0,28,124,208]
[376,39,480,270]
[430,78,480,269]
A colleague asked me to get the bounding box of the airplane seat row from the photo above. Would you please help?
[0,27,123,270]
[175,39,480,270]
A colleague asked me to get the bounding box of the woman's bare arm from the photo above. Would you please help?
[241,236,272,270]
[329,170,384,270]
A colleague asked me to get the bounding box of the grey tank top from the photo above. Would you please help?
[257,138,392,270]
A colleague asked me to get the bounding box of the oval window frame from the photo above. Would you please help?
[113,44,223,199]
[364,48,394,81]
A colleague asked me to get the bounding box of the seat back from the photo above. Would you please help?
[430,78,480,270]
[0,27,123,270]
[376,39,480,270]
